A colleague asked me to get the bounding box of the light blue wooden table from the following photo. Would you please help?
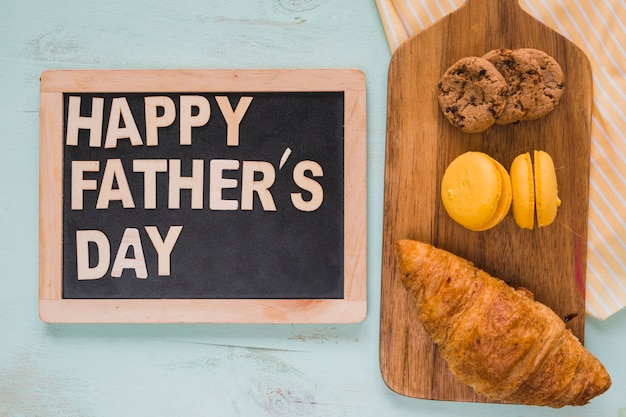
[1,1,624,415]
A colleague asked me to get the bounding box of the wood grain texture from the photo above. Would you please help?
[380,0,592,403]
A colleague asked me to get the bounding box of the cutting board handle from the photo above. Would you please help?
[459,0,525,17]
[463,0,522,7]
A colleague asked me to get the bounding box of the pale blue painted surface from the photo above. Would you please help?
[0,1,624,416]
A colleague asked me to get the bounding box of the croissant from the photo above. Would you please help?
[396,239,611,407]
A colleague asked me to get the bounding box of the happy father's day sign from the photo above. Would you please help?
[39,69,367,323]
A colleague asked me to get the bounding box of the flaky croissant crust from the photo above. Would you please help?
[396,239,611,407]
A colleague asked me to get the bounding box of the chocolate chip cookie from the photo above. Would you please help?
[437,56,507,133]
[520,48,565,120]
[482,48,544,125]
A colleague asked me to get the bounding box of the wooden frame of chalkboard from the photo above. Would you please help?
[39,69,367,323]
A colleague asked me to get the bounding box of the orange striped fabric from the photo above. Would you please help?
[375,0,626,319]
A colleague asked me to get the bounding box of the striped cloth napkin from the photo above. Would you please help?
[375,0,626,320]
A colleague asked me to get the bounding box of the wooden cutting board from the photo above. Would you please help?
[380,0,593,403]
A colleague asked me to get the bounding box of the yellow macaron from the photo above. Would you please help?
[510,150,561,229]
[510,152,535,229]
[441,151,512,231]
[534,150,561,227]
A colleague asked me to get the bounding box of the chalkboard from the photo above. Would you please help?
[39,69,367,323]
